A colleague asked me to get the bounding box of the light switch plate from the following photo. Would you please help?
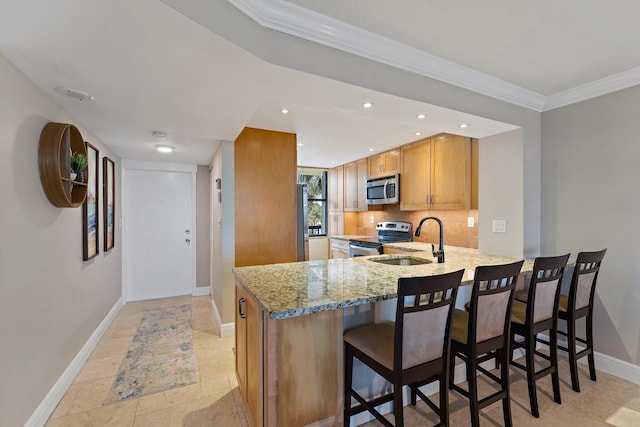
[492,220,507,233]
[467,217,475,228]
[370,215,375,224]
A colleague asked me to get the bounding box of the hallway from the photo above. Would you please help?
[45,296,248,426]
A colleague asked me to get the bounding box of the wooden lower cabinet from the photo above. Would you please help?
[236,281,262,427]
[235,279,344,427]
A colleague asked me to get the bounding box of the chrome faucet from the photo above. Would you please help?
[415,216,445,263]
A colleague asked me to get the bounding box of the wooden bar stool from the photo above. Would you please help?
[343,269,464,427]
[557,249,607,392]
[509,254,570,417]
[449,260,523,427]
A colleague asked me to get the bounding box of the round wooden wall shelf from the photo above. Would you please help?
[38,122,88,208]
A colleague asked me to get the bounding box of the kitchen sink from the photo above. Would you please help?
[368,256,433,266]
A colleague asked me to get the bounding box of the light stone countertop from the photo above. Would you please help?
[233,246,536,320]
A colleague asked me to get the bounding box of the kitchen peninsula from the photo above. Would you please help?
[232,246,536,427]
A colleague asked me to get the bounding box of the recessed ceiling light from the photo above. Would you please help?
[331,161,336,165]
[459,123,469,128]
[415,132,422,136]
[297,143,303,146]
[281,108,289,114]
[362,102,373,109]
[155,144,175,153]
[369,148,374,152]
[416,114,426,119]
[151,130,168,139]
[54,87,94,101]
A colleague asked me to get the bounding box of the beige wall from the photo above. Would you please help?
[0,54,122,426]
[196,165,210,288]
[541,86,640,365]
[210,142,235,325]
[478,129,525,258]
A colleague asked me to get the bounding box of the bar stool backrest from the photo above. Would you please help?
[395,269,464,371]
[568,249,607,311]
[469,261,524,343]
[528,254,570,323]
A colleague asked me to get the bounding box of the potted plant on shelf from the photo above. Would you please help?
[70,152,88,182]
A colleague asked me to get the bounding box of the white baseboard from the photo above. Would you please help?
[25,297,123,427]
[537,333,640,386]
[210,297,235,338]
[193,286,210,296]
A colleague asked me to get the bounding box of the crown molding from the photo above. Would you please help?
[228,0,546,111]
[543,66,640,111]
[228,0,640,113]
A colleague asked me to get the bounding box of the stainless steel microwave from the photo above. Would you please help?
[366,174,399,205]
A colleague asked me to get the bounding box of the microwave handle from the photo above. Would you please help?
[383,180,389,199]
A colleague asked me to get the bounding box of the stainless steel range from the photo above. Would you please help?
[348,221,413,257]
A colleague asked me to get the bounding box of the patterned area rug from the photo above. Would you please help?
[105,304,197,403]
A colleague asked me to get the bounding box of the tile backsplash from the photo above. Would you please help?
[344,205,478,249]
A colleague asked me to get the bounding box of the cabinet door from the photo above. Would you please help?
[328,211,344,236]
[328,166,344,212]
[400,138,431,211]
[236,280,262,427]
[343,162,357,212]
[431,134,471,210]
[356,158,368,211]
[344,159,367,212]
[383,149,400,176]
[235,281,247,401]
[367,153,385,178]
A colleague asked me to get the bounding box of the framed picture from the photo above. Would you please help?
[82,143,99,261]
[103,157,115,251]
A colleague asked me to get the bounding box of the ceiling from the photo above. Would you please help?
[1,1,638,167]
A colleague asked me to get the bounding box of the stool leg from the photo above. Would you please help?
[567,318,581,392]
[344,344,353,426]
[393,379,404,427]
[525,333,539,418]
[440,373,450,427]
[467,356,480,427]
[500,347,513,427]
[550,327,562,404]
[586,314,597,382]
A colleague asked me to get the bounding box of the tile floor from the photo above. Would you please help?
[46,296,640,426]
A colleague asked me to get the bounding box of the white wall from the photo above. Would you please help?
[0,54,122,426]
[541,86,640,365]
[196,165,211,289]
[478,129,525,258]
[210,142,235,326]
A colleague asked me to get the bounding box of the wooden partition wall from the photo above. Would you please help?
[234,127,297,267]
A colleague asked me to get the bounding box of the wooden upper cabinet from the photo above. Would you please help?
[400,138,432,211]
[368,149,400,179]
[400,133,472,211]
[431,134,471,209]
[328,165,344,212]
[344,158,367,212]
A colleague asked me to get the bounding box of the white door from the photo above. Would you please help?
[123,165,195,301]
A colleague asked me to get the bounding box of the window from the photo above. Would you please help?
[297,168,328,236]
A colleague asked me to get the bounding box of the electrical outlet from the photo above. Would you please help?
[467,217,474,228]
[370,215,375,224]
[492,220,507,233]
